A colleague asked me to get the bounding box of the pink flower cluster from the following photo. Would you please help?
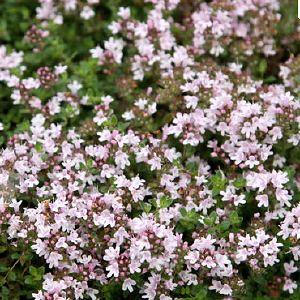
[37,0,100,22]
[90,0,281,80]
[0,0,299,299]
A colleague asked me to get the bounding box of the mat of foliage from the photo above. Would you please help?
[0,0,299,299]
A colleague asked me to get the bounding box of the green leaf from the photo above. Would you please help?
[229,211,242,225]
[35,142,43,153]
[219,220,230,231]
[139,202,151,213]
[204,211,217,226]
[10,253,20,260]
[233,178,246,189]
[210,171,227,196]
[117,122,129,132]
[0,265,8,273]
[159,195,173,208]
[110,115,118,127]
[258,59,267,76]
[178,208,199,231]
[29,266,37,276]
[0,246,7,253]
[7,271,16,281]
[86,158,94,169]
[24,276,34,285]
[195,287,208,300]
[1,286,9,299]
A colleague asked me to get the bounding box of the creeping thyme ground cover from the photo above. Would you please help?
[0,0,299,299]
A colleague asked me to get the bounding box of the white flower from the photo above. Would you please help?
[80,6,95,20]
[68,80,82,94]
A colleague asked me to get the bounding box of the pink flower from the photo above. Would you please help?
[220,284,232,296]
[192,235,216,251]
[284,261,297,275]
[271,170,289,188]
[202,256,216,268]
[184,251,199,265]
[115,150,130,169]
[104,246,120,262]
[47,251,63,268]
[283,279,297,294]
[148,155,162,171]
[276,189,292,207]
[256,194,269,208]
[122,278,136,292]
